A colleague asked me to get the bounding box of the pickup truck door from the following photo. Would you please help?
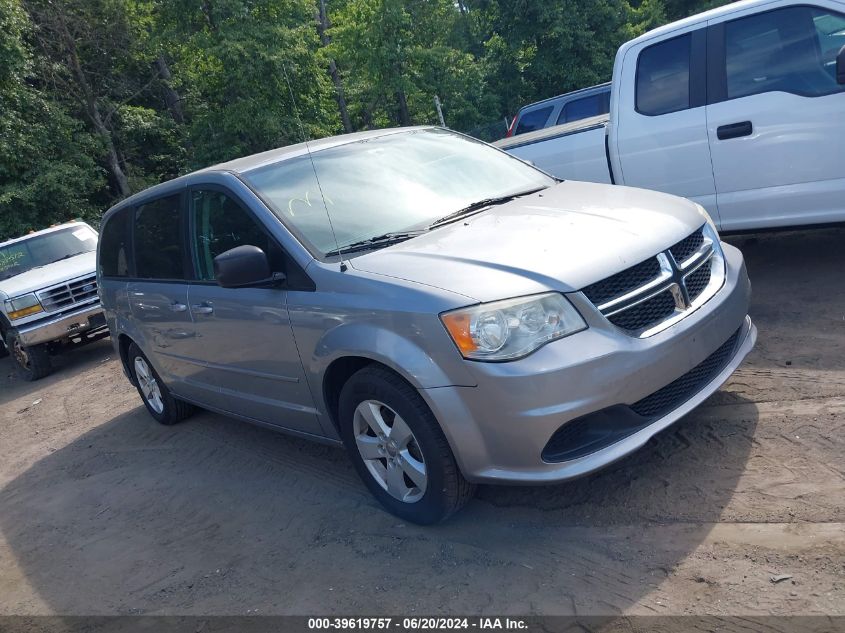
[614,27,720,221]
[705,3,845,231]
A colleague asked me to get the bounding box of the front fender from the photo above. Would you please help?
[311,322,476,390]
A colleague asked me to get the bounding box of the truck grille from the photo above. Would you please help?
[580,226,723,337]
[37,274,99,312]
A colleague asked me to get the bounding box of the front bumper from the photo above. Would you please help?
[16,302,107,346]
[422,242,755,484]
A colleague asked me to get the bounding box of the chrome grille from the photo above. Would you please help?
[669,227,704,264]
[37,274,99,312]
[582,257,661,305]
[684,262,711,302]
[606,290,676,331]
[580,225,723,337]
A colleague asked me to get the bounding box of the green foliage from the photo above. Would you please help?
[0,0,734,240]
[0,0,106,240]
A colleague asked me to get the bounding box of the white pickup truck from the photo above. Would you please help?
[495,0,845,231]
[0,221,108,380]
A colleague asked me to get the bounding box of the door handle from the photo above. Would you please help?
[168,302,188,312]
[717,121,753,140]
[191,302,214,315]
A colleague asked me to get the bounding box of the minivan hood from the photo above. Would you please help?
[351,180,707,303]
[0,251,96,300]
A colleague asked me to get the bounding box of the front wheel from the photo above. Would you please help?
[6,332,52,381]
[127,343,194,425]
[339,365,475,524]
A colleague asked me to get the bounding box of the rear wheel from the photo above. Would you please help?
[127,343,194,425]
[339,365,475,524]
[6,332,52,381]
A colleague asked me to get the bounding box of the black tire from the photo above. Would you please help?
[0,336,9,359]
[6,332,52,381]
[127,343,194,425]
[339,365,475,524]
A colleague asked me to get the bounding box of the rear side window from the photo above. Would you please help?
[556,92,610,124]
[725,6,845,99]
[99,209,131,278]
[636,34,691,115]
[514,106,553,135]
[191,189,285,281]
[133,195,187,280]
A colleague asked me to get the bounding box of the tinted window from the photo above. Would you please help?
[191,190,284,281]
[556,92,610,125]
[99,210,131,278]
[134,195,186,280]
[725,6,845,99]
[636,34,691,115]
[0,226,97,282]
[514,106,553,135]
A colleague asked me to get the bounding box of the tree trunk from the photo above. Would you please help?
[396,89,411,126]
[156,55,184,124]
[317,0,352,133]
[57,12,131,198]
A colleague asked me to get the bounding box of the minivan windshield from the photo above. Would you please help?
[0,225,97,281]
[242,128,555,257]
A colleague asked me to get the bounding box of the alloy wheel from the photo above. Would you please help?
[352,399,428,503]
[134,356,164,414]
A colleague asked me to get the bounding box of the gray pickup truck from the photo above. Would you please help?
[0,221,109,380]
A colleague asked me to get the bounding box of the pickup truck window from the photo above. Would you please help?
[636,34,691,116]
[99,208,132,278]
[725,6,845,100]
[556,92,610,125]
[515,106,553,135]
[133,195,188,280]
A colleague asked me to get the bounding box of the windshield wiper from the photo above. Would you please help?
[324,231,425,257]
[429,186,548,229]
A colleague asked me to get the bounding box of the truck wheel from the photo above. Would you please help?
[0,336,8,359]
[6,332,52,381]
[338,365,475,524]
[127,343,194,425]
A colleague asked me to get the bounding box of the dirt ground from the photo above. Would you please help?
[0,228,843,617]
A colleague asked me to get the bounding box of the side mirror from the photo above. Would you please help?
[837,45,845,85]
[213,245,284,288]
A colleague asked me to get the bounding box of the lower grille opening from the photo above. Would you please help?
[542,326,743,463]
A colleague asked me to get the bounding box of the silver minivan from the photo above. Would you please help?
[98,127,756,524]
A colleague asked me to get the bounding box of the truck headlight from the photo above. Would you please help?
[441,292,586,361]
[5,293,44,320]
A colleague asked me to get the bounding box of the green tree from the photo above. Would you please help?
[155,0,340,168]
[0,0,106,240]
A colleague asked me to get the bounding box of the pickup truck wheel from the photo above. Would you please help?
[6,333,52,381]
[127,343,194,425]
[0,337,8,359]
[338,365,475,524]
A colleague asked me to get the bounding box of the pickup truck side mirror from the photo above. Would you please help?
[213,245,285,288]
[837,45,845,85]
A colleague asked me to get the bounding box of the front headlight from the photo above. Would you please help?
[5,293,44,320]
[440,292,587,361]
